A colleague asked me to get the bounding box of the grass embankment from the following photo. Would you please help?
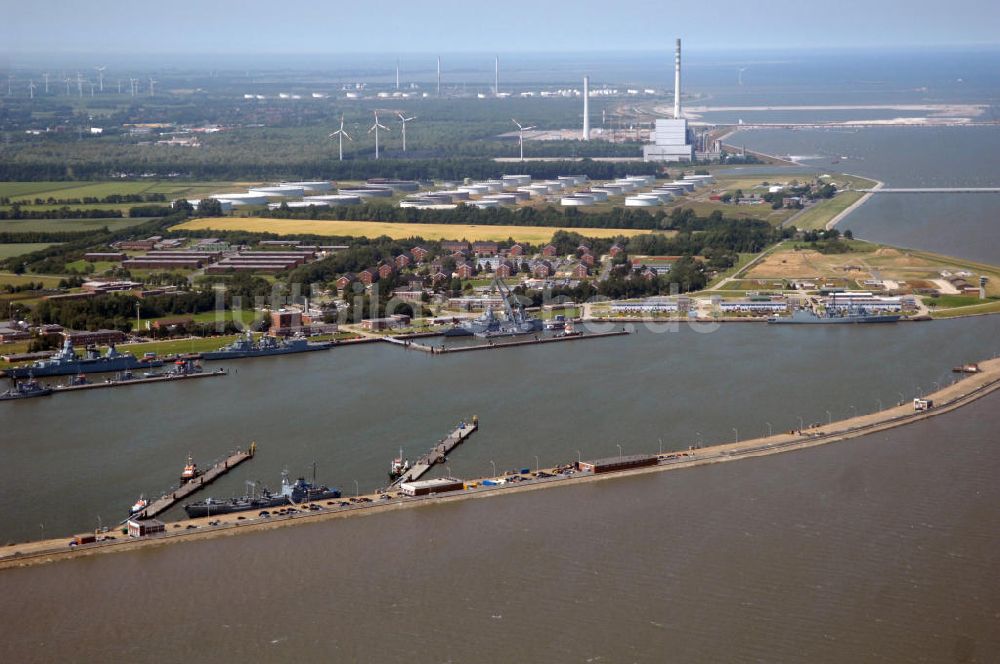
[173,218,672,243]
[790,192,866,230]
[0,243,61,259]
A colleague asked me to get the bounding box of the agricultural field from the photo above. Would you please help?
[0,180,247,202]
[173,217,674,243]
[0,243,61,259]
[0,218,149,233]
[0,273,65,288]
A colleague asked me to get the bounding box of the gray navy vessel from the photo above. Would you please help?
[768,309,901,324]
[3,339,162,378]
[201,331,332,360]
[442,278,543,338]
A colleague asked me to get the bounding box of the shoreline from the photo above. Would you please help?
[826,176,884,230]
[3,357,999,571]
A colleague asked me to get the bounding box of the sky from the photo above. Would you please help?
[1,0,998,56]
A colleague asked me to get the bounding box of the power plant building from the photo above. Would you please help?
[644,39,693,162]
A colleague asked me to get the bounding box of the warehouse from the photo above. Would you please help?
[577,454,658,474]
[399,477,466,497]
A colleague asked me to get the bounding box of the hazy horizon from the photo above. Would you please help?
[2,0,998,61]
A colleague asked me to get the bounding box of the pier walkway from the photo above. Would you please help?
[389,419,479,487]
[858,187,1000,194]
[52,369,227,394]
[136,445,256,519]
[396,330,629,354]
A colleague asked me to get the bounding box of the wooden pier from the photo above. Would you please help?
[389,419,479,487]
[136,444,256,519]
[395,330,629,354]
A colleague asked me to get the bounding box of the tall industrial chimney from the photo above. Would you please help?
[437,56,441,96]
[582,76,590,141]
[495,55,500,96]
[674,38,682,119]
[396,58,400,90]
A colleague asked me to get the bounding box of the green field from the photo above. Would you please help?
[789,191,866,231]
[0,180,247,201]
[0,243,61,259]
[0,218,149,233]
[0,272,65,288]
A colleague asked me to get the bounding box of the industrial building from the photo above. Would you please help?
[399,477,466,497]
[577,454,658,474]
[644,39,693,162]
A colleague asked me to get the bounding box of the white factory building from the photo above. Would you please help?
[644,39,693,163]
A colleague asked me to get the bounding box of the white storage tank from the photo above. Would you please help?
[303,194,362,206]
[560,194,595,207]
[249,185,306,197]
[471,199,500,209]
[625,195,661,207]
[282,181,334,193]
[502,174,531,187]
[592,185,623,196]
[211,193,269,206]
[580,189,608,202]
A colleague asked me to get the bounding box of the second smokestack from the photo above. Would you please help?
[582,76,590,141]
[674,38,682,119]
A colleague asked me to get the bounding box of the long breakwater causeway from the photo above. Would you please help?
[3,357,999,570]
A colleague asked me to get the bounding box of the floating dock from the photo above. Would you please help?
[51,369,227,393]
[396,330,629,354]
[136,444,256,519]
[390,418,479,487]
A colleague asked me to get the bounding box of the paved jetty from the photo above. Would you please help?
[136,445,256,519]
[398,330,629,354]
[390,419,479,487]
[51,369,227,393]
[858,187,1000,194]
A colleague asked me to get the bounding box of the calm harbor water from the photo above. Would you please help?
[2,385,999,662]
[1,317,999,543]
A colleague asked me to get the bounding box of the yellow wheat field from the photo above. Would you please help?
[173,217,672,244]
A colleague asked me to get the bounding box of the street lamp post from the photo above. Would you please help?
[765,421,773,437]
[876,398,883,411]
[898,391,905,405]
[353,480,359,497]
[490,460,496,477]
[826,410,832,425]
[732,427,739,443]
[616,443,622,460]
[534,455,539,473]
[797,416,804,431]
[576,450,582,464]
[696,432,703,448]
[658,438,663,455]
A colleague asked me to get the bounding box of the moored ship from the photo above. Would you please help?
[0,377,53,401]
[201,331,332,360]
[3,339,162,378]
[768,309,901,324]
[183,472,341,518]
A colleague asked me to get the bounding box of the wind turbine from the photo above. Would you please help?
[6,74,12,97]
[64,77,71,96]
[28,80,36,99]
[738,67,747,86]
[130,78,137,96]
[148,78,156,96]
[395,58,400,90]
[43,73,49,94]
[328,114,353,161]
[368,111,389,160]
[398,113,416,152]
[117,79,122,94]
[76,73,83,97]
[512,118,536,161]
[95,66,106,92]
